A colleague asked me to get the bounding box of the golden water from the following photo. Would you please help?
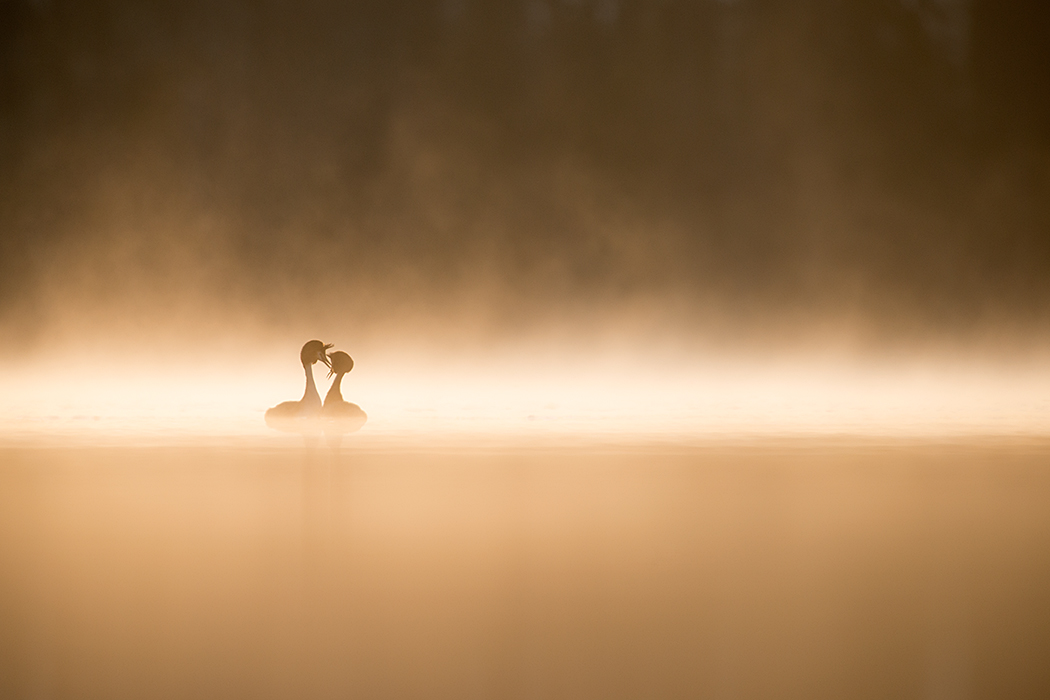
[2,441,1049,699]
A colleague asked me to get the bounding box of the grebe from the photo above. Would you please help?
[322,350,367,434]
[264,340,333,432]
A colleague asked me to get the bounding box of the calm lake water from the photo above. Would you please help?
[2,441,1049,699]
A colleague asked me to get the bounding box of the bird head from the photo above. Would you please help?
[327,351,354,378]
[300,340,333,368]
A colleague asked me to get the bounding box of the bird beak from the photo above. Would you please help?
[320,345,333,368]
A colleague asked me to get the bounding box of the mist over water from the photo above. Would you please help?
[2,0,1049,364]
[4,6,1050,697]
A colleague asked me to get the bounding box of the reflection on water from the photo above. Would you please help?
[2,442,1050,699]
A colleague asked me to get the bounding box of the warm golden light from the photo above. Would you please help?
[3,3,1050,698]
[3,350,1049,447]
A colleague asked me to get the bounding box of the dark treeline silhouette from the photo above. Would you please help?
[1,1,1048,350]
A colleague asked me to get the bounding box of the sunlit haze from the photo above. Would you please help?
[3,3,1050,699]
[2,348,1049,445]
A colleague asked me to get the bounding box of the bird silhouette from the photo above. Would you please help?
[323,350,367,434]
[264,340,333,432]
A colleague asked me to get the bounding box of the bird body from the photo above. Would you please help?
[323,351,367,434]
[264,340,332,433]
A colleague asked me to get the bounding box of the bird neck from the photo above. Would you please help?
[301,361,322,411]
[324,372,345,405]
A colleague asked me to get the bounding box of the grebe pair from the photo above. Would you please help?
[264,340,367,433]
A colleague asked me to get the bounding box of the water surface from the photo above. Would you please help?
[2,441,1049,699]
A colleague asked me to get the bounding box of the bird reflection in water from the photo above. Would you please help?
[264,340,367,445]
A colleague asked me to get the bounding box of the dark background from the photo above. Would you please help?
[1,0,1048,355]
